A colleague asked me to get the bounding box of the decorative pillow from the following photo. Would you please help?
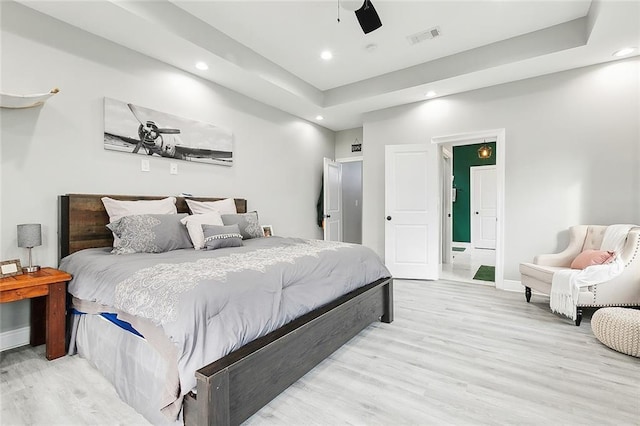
[202,224,243,250]
[570,249,615,270]
[186,198,237,215]
[180,212,224,250]
[102,197,177,246]
[221,212,263,240]
[107,213,192,255]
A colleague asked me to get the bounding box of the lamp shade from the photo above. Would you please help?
[17,224,42,248]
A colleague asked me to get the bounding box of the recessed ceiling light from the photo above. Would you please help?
[316,115,324,120]
[613,47,636,57]
[426,91,437,98]
[320,50,333,61]
[195,62,209,70]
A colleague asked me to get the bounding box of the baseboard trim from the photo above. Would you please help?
[0,326,30,352]
[501,279,523,292]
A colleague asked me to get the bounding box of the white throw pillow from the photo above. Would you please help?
[101,197,178,246]
[180,212,225,250]
[102,197,178,222]
[186,198,237,215]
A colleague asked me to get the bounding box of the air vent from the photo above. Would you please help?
[407,26,442,45]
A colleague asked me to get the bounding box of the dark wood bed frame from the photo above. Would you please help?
[59,194,393,426]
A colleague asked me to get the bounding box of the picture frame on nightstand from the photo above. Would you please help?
[0,259,23,278]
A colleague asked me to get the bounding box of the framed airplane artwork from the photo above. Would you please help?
[103,97,233,166]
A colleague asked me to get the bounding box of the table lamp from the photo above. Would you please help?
[17,223,41,273]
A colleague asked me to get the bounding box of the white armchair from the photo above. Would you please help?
[519,225,640,325]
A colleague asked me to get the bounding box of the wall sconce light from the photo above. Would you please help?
[478,144,492,159]
[17,223,42,273]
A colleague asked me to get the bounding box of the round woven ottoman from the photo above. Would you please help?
[591,308,640,357]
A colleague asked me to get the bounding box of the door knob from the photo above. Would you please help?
[475,212,479,215]
[386,216,392,221]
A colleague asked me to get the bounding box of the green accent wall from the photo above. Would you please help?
[452,142,496,243]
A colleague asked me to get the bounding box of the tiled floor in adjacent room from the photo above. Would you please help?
[441,246,496,284]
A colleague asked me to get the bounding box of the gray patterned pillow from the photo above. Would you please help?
[107,213,193,254]
[220,212,263,239]
[202,224,243,250]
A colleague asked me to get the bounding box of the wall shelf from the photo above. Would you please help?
[0,88,59,109]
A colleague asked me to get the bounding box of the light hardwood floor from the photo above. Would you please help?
[1,279,638,425]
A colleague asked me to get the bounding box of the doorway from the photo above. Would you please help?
[432,129,505,289]
[337,157,363,244]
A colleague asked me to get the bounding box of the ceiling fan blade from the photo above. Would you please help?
[355,0,382,34]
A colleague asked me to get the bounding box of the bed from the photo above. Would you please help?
[58,193,393,425]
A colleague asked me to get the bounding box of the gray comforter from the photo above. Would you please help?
[60,237,390,415]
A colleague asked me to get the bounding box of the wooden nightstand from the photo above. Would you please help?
[0,267,72,360]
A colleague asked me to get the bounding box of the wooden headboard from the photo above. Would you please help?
[59,194,247,258]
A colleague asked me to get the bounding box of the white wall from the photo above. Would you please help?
[0,3,334,336]
[362,58,640,280]
[335,127,363,160]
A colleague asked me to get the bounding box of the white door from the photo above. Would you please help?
[323,158,343,242]
[471,165,497,249]
[385,144,439,279]
[441,151,453,264]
